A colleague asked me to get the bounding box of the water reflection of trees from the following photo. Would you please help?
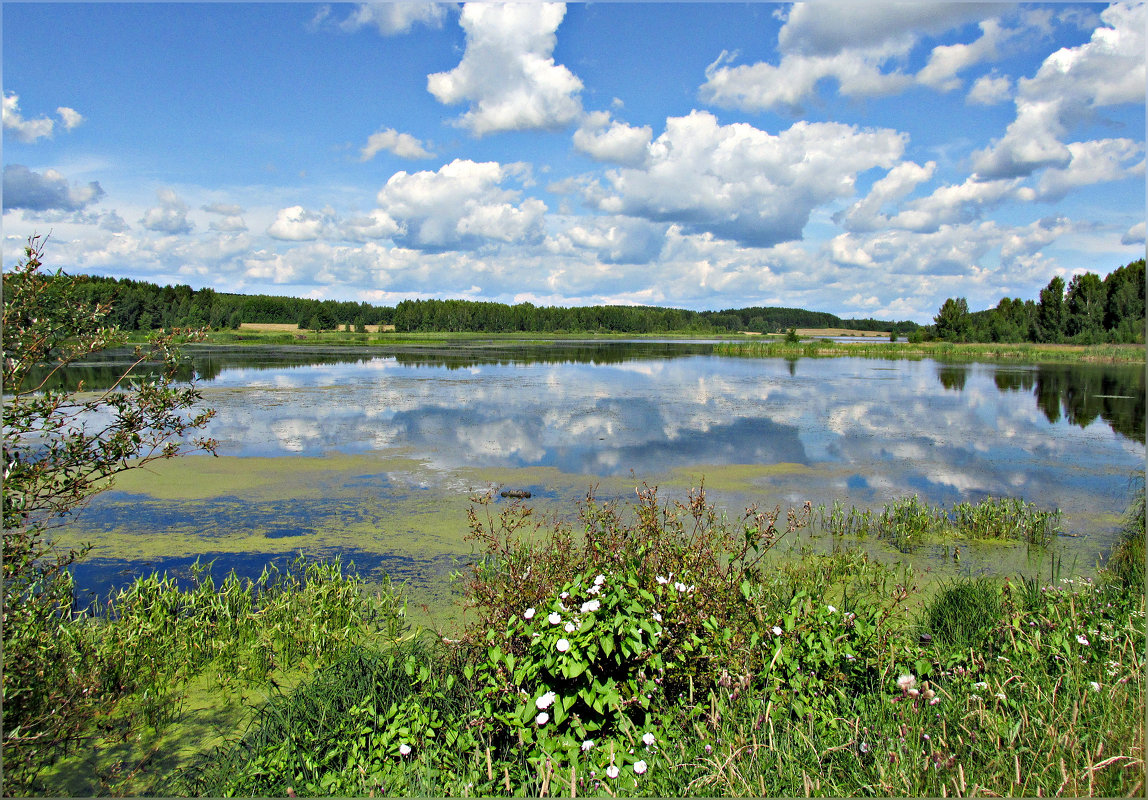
[985,364,1144,443]
[23,342,716,392]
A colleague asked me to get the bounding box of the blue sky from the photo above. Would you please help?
[3,2,1144,322]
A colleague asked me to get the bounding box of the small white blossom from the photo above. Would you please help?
[594,574,606,586]
[642,732,656,747]
[973,681,988,690]
[897,674,917,693]
[633,760,648,775]
[652,611,663,622]
[564,621,577,633]
[586,584,602,595]
[581,739,594,751]
[536,691,556,709]
[1090,681,1101,692]
[771,625,783,636]
[536,711,549,725]
[1076,634,1090,646]
[675,582,687,592]
[398,743,412,756]
[557,638,570,653]
[560,592,569,599]
[548,612,562,625]
[580,599,601,613]
[995,691,1006,701]
[827,605,837,613]
[524,607,536,619]
[656,575,669,585]
[606,765,620,779]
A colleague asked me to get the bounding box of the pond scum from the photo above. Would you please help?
[7,487,1145,797]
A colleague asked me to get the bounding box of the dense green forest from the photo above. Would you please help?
[16,258,1143,341]
[45,272,917,335]
[929,259,1145,344]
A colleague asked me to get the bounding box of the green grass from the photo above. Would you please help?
[816,494,1063,552]
[715,338,1146,364]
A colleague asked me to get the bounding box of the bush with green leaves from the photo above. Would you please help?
[2,237,216,789]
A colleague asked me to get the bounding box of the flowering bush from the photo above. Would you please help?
[468,565,663,747]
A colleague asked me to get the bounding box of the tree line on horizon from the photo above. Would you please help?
[928,259,1144,344]
[12,258,1142,342]
[38,272,919,336]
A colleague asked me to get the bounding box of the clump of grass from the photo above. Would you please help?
[952,496,1061,546]
[1104,480,1145,594]
[817,494,1062,552]
[923,575,1002,649]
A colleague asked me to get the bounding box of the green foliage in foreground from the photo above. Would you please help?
[8,489,1145,797]
[165,490,1142,798]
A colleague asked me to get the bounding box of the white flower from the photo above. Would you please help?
[771,625,783,636]
[896,674,917,693]
[557,638,570,653]
[642,732,656,747]
[995,692,1007,701]
[524,607,535,619]
[548,612,562,625]
[564,621,577,633]
[633,760,648,775]
[594,574,606,586]
[687,585,696,593]
[606,765,620,779]
[536,691,556,709]
[581,739,594,752]
[1077,634,1090,646]
[536,711,550,725]
[652,611,663,622]
[398,743,412,756]
[586,584,602,595]
[580,599,601,613]
[560,592,569,599]
[1090,681,1101,692]
[973,681,988,690]
[827,605,837,613]
[674,582,687,592]
[656,575,669,585]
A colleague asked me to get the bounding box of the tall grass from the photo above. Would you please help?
[714,338,1145,363]
[816,494,1061,552]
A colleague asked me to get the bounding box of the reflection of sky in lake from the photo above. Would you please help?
[189,355,1144,515]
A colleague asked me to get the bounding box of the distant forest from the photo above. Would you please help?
[55,274,917,336]
[23,258,1143,342]
[929,259,1145,345]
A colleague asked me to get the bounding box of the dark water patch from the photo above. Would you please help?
[75,493,394,538]
[69,548,469,612]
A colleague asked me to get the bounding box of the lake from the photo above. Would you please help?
[56,341,1145,617]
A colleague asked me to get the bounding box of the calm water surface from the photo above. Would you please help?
[59,342,1145,606]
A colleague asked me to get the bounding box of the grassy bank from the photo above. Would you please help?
[9,488,1144,797]
[715,338,1146,364]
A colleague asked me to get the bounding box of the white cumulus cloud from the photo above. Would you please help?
[3,164,105,211]
[573,111,653,167]
[376,158,547,250]
[360,128,433,160]
[973,2,1146,179]
[140,188,194,235]
[338,2,449,35]
[586,110,905,248]
[700,2,994,113]
[427,2,583,136]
